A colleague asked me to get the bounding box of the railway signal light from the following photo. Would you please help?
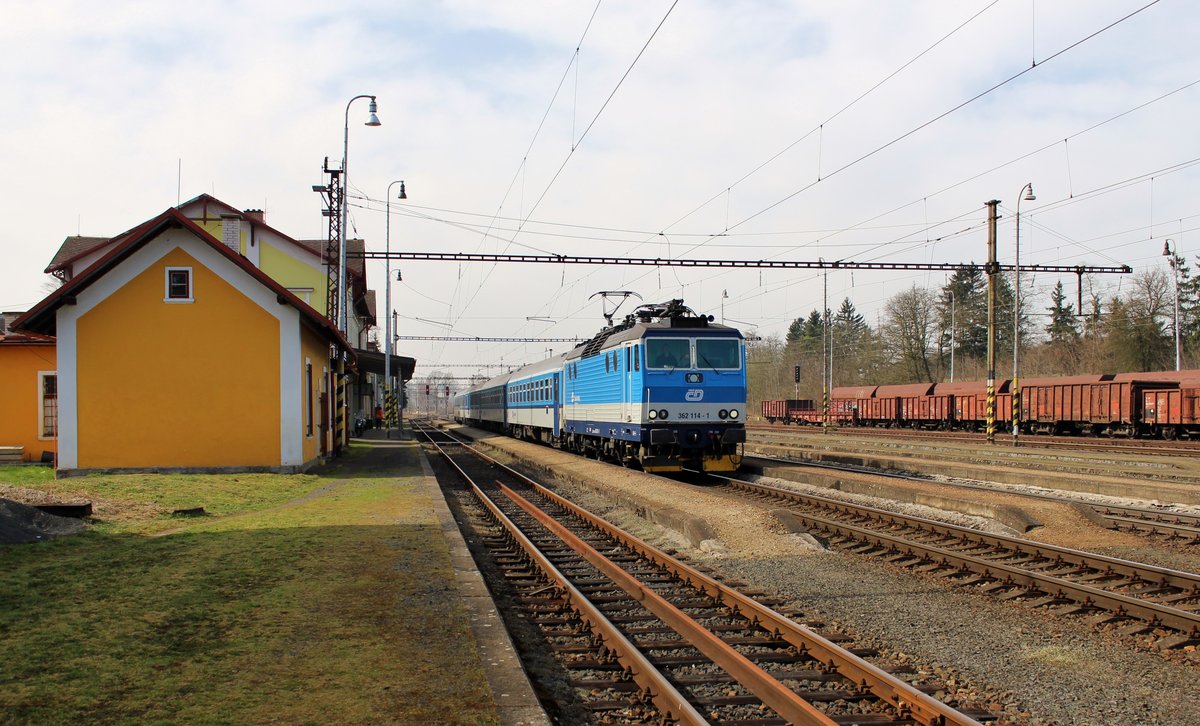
[794,365,801,383]
[425,384,430,396]
[444,385,450,398]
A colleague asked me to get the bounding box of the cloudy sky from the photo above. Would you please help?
[3,0,1197,375]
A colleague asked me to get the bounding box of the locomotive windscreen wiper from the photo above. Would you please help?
[699,353,720,374]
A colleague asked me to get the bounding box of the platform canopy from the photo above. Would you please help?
[354,348,416,383]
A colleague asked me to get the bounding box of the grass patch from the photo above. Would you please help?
[0,464,55,486]
[0,442,498,725]
[1020,644,1110,676]
[1,466,327,535]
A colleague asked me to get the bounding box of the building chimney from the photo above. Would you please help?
[220,214,241,254]
[243,209,264,223]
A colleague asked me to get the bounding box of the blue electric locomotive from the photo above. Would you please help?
[455,300,747,473]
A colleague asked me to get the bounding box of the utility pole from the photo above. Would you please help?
[949,290,956,383]
[985,200,1000,444]
[822,267,830,433]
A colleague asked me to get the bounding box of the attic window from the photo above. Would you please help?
[165,267,193,302]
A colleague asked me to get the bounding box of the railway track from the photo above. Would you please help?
[747,423,1200,457]
[701,469,1200,646]
[415,423,987,725]
[746,453,1200,546]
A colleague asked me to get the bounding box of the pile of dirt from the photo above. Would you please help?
[0,498,87,544]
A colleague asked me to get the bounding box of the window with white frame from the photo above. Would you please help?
[165,267,193,302]
[38,372,57,438]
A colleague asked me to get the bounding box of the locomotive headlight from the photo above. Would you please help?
[718,409,728,419]
[729,409,740,419]
[648,409,658,420]
[659,409,669,420]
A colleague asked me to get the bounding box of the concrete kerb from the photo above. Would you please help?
[745,443,1200,505]
[748,462,1043,534]
[415,444,550,726]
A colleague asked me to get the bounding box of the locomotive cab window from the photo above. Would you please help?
[695,338,741,370]
[645,338,691,369]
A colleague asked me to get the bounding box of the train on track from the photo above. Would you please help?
[762,370,1200,439]
[455,300,748,472]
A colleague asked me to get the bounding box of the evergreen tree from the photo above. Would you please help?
[785,316,805,344]
[801,309,824,343]
[830,297,872,384]
[1045,280,1080,344]
[938,266,987,361]
[1173,253,1198,365]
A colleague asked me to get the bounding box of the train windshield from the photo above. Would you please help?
[645,338,691,369]
[696,338,741,370]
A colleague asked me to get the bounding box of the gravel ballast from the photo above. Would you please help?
[453,426,1200,726]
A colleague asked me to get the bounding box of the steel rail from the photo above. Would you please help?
[419,428,708,724]
[497,483,838,726]
[437,426,982,726]
[1104,514,1200,540]
[717,476,1200,635]
[524,480,982,726]
[745,451,1200,543]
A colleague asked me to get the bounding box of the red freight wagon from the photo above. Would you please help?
[1020,375,1177,436]
[832,385,879,400]
[901,394,954,428]
[876,383,936,429]
[1113,369,1200,384]
[1016,375,1104,433]
[854,396,899,426]
[1141,386,1200,438]
[936,381,987,430]
[761,399,815,423]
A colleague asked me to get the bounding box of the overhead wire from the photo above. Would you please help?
[675,0,1165,262]
[452,0,681,332]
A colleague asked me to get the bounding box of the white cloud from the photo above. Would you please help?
[2,0,1198,372]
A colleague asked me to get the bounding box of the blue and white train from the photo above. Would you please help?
[454,300,747,473]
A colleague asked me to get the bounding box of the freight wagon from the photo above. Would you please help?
[759,368,1200,439]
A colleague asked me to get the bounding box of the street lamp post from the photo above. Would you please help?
[338,94,381,336]
[1013,182,1035,447]
[385,180,407,437]
[1163,239,1182,371]
[721,289,729,324]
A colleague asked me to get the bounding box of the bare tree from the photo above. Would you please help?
[882,284,937,382]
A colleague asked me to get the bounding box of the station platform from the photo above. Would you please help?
[348,428,548,726]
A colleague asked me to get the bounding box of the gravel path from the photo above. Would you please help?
[458,427,1200,725]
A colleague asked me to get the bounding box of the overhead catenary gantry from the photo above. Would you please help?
[352,250,1132,276]
[397,335,582,343]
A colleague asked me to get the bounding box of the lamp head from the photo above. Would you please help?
[398,181,407,200]
[1023,183,1036,201]
[1163,239,1174,256]
[365,97,381,127]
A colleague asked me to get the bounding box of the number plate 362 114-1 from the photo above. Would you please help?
[676,412,708,420]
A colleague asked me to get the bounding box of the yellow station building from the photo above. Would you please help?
[0,315,57,463]
[14,208,354,474]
